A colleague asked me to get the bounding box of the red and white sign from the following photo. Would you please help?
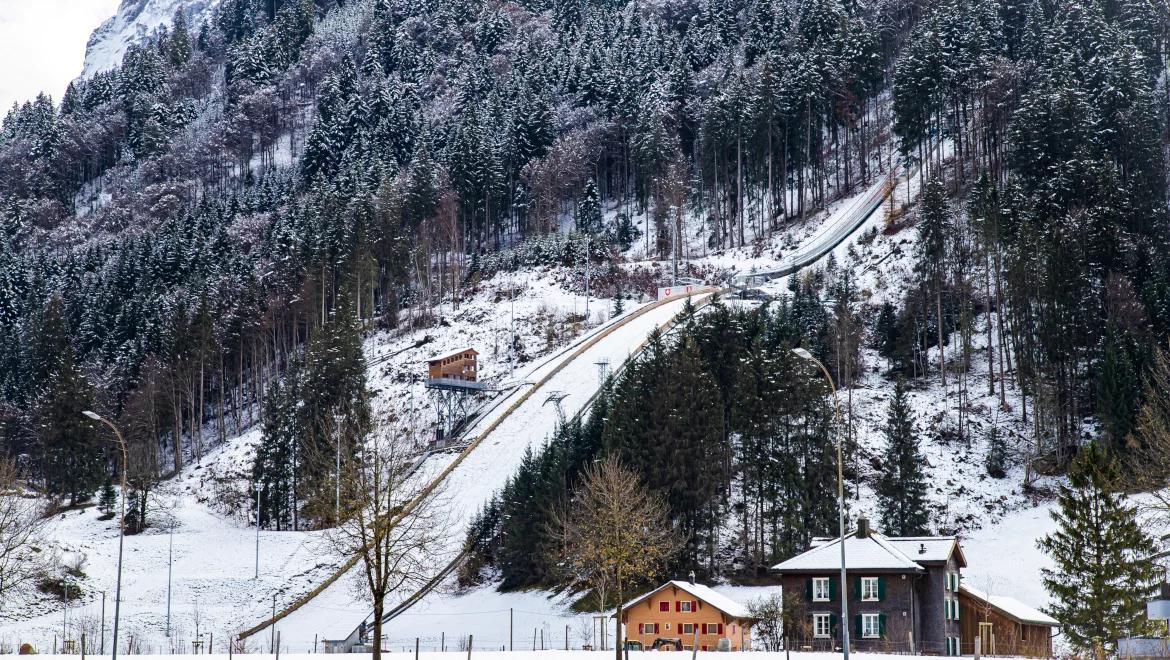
[657,284,697,300]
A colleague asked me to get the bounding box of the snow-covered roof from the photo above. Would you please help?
[960,584,1059,627]
[887,536,966,566]
[621,580,751,619]
[772,532,933,573]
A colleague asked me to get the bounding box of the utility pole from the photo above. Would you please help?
[790,349,850,660]
[335,434,341,522]
[270,594,277,652]
[584,236,591,322]
[99,591,106,655]
[509,277,516,379]
[82,412,127,660]
[62,578,69,649]
[166,527,173,637]
[255,481,260,579]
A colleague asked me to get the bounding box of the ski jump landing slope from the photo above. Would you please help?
[243,290,714,644]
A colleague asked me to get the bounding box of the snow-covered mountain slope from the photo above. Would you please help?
[82,0,220,77]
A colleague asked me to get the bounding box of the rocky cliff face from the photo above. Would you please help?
[82,0,220,77]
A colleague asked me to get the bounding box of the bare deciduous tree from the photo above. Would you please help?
[1126,344,1170,523]
[547,455,679,660]
[0,457,48,611]
[327,427,447,660]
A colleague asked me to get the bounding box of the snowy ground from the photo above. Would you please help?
[14,653,974,660]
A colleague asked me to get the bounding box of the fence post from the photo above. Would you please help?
[314,634,318,654]
[532,628,536,651]
[275,631,280,660]
[565,625,569,651]
[442,632,445,652]
[974,636,981,660]
[81,633,86,660]
[467,634,473,660]
[510,609,513,652]
[416,637,420,660]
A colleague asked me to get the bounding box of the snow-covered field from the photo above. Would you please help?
[17,653,968,660]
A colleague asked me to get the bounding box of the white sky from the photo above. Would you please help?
[0,0,122,114]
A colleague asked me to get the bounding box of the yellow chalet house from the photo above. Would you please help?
[617,580,754,651]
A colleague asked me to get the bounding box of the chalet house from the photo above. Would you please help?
[426,348,479,383]
[772,519,966,655]
[618,580,754,651]
[958,584,1059,657]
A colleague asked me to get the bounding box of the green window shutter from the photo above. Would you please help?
[805,578,813,601]
[830,613,838,634]
[879,614,887,637]
[878,576,886,601]
[829,577,837,601]
[853,576,860,599]
[854,614,862,638]
[954,599,959,621]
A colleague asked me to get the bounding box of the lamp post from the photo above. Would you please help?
[790,348,850,660]
[83,411,128,660]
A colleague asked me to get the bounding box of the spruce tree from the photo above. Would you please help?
[576,179,602,235]
[1038,444,1158,654]
[985,425,1007,478]
[875,378,930,535]
[36,350,104,506]
[97,477,117,519]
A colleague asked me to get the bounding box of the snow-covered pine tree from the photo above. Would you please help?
[875,378,930,536]
[1038,444,1158,654]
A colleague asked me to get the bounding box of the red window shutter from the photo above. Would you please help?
[654,623,660,634]
[692,600,698,612]
[675,601,680,612]
[718,624,724,635]
[659,601,669,612]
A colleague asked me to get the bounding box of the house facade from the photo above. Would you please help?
[772,519,966,655]
[426,348,479,382]
[958,584,1058,657]
[618,580,754,651]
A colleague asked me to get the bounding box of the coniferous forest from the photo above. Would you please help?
[1,0,1169,561]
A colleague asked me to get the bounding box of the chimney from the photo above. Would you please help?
[919,543,927,555]
[856,518,870,539]
[688,570,696,584]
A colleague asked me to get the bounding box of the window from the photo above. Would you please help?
[702,623,724,635]
[861,613,881,639]
[812,577,831,602]
[659,601,670,612]
[681,623,695,634]
[813,613,832,639]
[861,577,880,601]
[944,598,960,621]
[640,623,657,634]
[680,600,694,612]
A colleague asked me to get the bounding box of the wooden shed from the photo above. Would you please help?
[426,348,478,382]
[958,584,1058,658]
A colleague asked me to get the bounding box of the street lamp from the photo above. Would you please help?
[790,348,850,660]
[83,410,128,660]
